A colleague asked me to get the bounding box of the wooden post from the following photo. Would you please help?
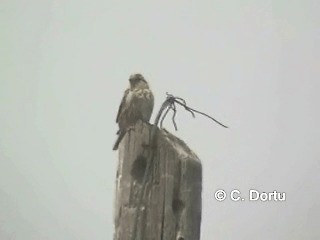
[114,121,202,240]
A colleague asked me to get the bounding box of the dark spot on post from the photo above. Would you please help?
[130,155,147,183]
[172,198,185,215]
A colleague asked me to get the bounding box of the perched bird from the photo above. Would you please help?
[113,73,154,150]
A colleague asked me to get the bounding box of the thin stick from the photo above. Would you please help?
[174,100,228,128]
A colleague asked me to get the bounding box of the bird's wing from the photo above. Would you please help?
[116,88,130,123]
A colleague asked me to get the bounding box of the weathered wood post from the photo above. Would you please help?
[113,120,202,240]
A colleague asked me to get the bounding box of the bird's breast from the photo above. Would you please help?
[133,89,152,99]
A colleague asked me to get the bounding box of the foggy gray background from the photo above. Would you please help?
[1,1,319,239]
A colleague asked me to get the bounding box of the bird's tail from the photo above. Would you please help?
[112,131,126,151]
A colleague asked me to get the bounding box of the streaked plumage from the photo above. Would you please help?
[113,73,154,150]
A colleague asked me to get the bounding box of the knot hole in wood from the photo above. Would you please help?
[130,155,147,183]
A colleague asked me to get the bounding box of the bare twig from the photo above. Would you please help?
[164,92,228,129]
[170,103,178,130]
[174,100,228,128]
[160,104,171,129]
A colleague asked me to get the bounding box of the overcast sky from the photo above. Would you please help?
[1,1,320,239]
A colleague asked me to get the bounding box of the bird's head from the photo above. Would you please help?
[129,73,149,89]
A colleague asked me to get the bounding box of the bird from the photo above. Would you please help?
[113,73,154,150]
